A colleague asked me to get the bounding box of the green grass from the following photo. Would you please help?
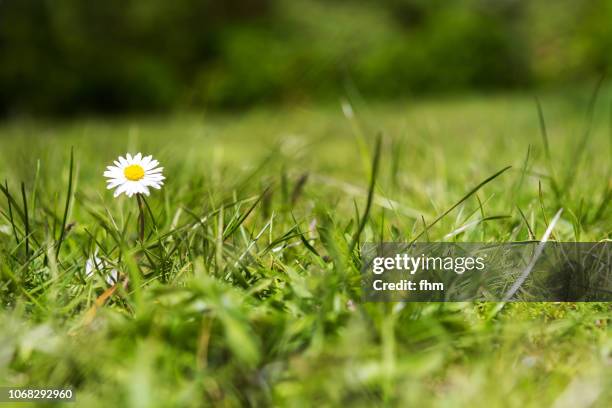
[0,91,610,407]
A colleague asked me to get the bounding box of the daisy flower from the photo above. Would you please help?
[104,153,165,197]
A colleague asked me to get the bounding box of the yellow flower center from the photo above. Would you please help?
[124,164,145,181]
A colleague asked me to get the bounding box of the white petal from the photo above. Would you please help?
[142,181,162,188]
[104,170,122,178]
[134,152,142,162]
[145,160,159,170]
[129,182,141,196]
[85,260,94,276]
[107,179,124,189]
[114,184,128,197]
[141,155,152,167]
[126,153,133,162]
[106,269,118,286]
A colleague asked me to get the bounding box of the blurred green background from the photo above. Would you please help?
[1,0,611,115]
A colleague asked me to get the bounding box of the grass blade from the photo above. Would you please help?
[562,76,604,194]
[223,187,269,240]
[4,180,20,246]
[20,182,29,258]
[349,133,382,253]
[535,98,560,198]
[411,166,512,243]
[503,208,563,301]
[516,205,535,240]
[0,180,26,224]
[442,215,510,240]
[56,147,74,258]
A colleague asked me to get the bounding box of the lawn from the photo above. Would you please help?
[0,91,610,407]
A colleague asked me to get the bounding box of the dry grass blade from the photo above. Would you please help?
[81,277,128,327]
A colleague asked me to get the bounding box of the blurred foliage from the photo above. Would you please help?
[0,0,611,115]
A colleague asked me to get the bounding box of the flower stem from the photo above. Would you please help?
[136,193,145,243]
